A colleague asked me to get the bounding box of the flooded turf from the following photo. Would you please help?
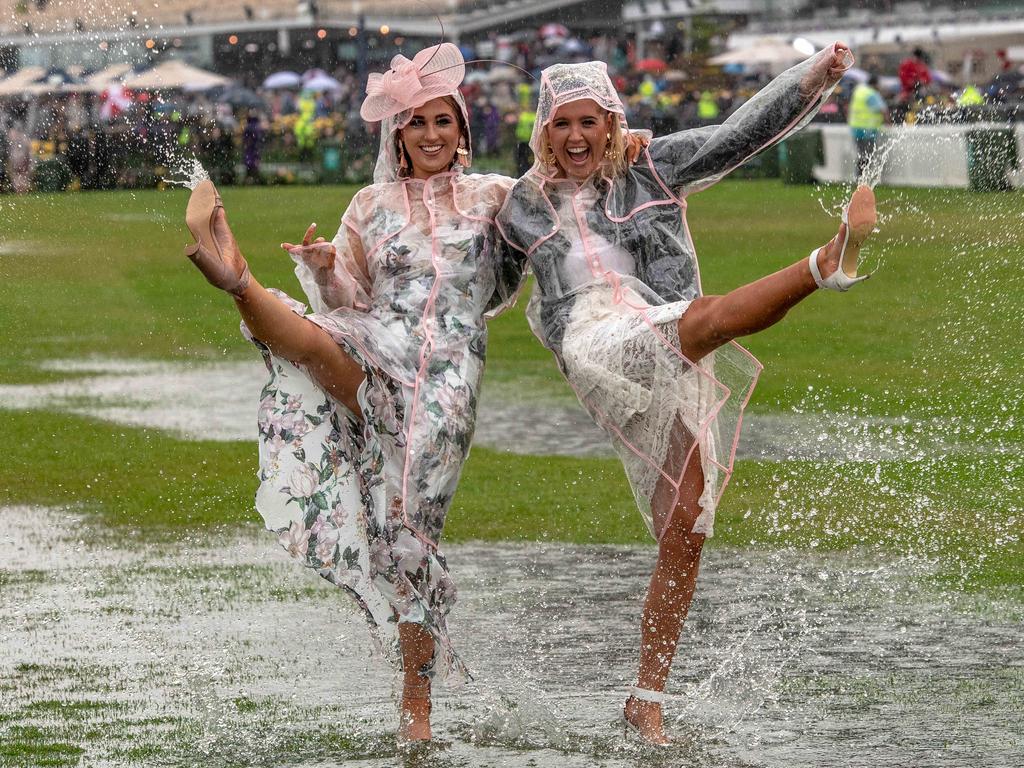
[0,358,1012,461]
[2,505,1020,767]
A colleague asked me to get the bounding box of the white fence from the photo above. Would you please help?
[811,123,1024,189]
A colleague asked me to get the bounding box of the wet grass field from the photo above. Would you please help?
[1,180,1022,764]
[1,180,1020,587]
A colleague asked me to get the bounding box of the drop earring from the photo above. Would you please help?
[456,137,470,167]
[397,138,409,176]
[604,131,618,161]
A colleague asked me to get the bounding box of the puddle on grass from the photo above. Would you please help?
[1,506,1021,767]
[0,239,37,256]
[0,358,1014,462]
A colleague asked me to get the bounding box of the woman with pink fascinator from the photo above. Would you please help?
[181,43,527,741]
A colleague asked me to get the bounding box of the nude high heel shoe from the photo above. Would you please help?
[809,184,876,292]
[184,180,251,297]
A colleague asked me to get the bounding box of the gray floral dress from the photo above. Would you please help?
[243,169,523,682]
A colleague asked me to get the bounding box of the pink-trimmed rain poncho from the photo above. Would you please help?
[244,44,525,683]
[496,46,849,540]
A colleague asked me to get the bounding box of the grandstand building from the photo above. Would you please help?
[1,0,1021,82]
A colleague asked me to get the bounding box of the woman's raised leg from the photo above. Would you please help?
[677,185,875,362]
[186,191,365,416]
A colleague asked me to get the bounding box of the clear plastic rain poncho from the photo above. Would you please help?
[243,43,526,683]
[497,46,849,540]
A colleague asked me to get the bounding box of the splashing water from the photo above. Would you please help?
[163,156,210,190]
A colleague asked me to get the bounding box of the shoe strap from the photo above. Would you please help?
[227,264,251,298]
[808,248,825,289]
[629,686,667,704]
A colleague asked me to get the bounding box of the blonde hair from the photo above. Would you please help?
[536,109,628,178]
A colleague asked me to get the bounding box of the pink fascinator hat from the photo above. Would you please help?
[360,43,466,124]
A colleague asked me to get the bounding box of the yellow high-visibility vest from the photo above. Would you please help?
[516,110,536,143]
[957,85,984,106]
[697,91,719,120]
[848,84,883,130]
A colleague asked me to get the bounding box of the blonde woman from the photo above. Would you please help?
[497,43,874,744]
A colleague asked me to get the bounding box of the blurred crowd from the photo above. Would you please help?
[1,31,1022,194]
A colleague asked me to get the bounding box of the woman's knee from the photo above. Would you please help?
[677,295,729,361]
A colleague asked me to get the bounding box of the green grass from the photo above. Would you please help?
[0,181,1021,594]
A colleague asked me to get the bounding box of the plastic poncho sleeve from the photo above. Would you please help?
[289,215,373,315]
[646,44,847,196]
[483,229,529,319]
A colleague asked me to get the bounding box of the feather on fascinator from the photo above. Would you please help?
[360,43,466,124]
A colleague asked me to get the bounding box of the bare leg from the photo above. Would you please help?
[397,622,434,742]
[204,209,366,416]
[625,440,706,744]
[678,186,872,363]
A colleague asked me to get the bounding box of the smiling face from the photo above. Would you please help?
[545,99,615,181]
[398,97,463,180]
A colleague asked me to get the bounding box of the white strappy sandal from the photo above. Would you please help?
[808,185,876,292]
[622,686,672,747]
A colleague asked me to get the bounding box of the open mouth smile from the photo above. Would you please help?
[566,146,591,164]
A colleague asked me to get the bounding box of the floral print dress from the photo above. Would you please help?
[243,170,523,683]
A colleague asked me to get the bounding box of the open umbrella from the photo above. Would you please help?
[302,69,343,93]
[843,67,870,84]
[217,85,266,108]
[709,40,806,68]
[124,60,232,91]
[636,58,668,74]
[262,70,302,89]
[0,66,46,96]
[540,23,569,42]
[84,63,132,93]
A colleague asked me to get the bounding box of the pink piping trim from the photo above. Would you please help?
[567,187,761,543]
[398,176,448,552]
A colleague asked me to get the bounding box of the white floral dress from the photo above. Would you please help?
[243,170,523,683]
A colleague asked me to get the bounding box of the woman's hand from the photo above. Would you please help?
[625,131,650,164]
[800,41,853,97]
[827,42,854,85]
[282,224,337,280]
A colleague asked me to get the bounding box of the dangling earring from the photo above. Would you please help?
[456,137,470,167]
[603,131,619,161]
[397,138,409,177]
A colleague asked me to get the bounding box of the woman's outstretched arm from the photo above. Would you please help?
[644,42,851,195]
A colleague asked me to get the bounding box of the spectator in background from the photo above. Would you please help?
[242,110,265,183]
[7,121,32,194]
[0,115,9,193]
[848,74,888,178]
[482,99,501,156]
[899,47,931,102]
[515,104,536,175]
[697,89,720,124]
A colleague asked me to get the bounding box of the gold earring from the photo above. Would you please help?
[541,144,557,165]
[456,138,470,167]
[603,132,618,161]
[397,139,409,176]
